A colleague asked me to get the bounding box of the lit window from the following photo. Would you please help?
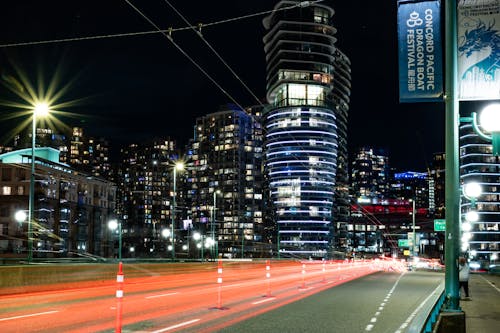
[2,186,12,195]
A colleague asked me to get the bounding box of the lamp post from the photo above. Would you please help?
[193,231,204,261]
[212,190,221,259]
[108,219,122,261]
[462,182,482,255]
[27,102,50,263]
[463,104,500,156]
[171,161,185,260]
[161,228,171,258]
[410,199,416,259]
[443,0,461,311]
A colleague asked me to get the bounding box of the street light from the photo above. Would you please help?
[443,0,461,311]
[461,182,482,256]
[170,161,185,260]
[410,198,417,259]
[108,219,122,261]
[475,104,500,156]
[161,228,172,258]
[26,102,50,263]
[212,189,221,259]
[193,231,204,261]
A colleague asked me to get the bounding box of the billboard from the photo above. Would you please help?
[397,0,443,102]
[458,0,500,100]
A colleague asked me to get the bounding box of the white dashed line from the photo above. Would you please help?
[150,319,200,333]
[0,310,59,322]
[252,297,276,305]
[146,292,179,299]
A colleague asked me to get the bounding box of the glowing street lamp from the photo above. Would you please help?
[461,182,482,256]
[161,228,172,258]
[463,182,482,202]
[15,210,27,224]
[468,103,500,156]
[193,231,203,260]
[27,102,50,263]
[108,219,122,260]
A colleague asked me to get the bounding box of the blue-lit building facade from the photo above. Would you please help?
[460,120,500,264]
[262,1,351,257]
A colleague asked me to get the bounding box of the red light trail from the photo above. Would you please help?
[0,259,404,332]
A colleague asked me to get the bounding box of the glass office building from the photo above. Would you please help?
[262,1,351,257]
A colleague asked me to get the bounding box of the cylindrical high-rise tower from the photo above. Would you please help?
[262,1,351,257]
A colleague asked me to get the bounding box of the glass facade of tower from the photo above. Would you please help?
[187,106,264,258]
[262,1,351,257]
[460,121,500,263]
[351,147,391,201]
[117,139,177,257]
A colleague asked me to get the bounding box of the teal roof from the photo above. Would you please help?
[0,147,61,163]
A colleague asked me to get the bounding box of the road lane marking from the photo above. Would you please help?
[146,292,179,299]
[252,297,276,305]
[480,275,500,293]
[222,283,243,288]
[395,283,442,333]
[365,272,405,331]
[151,319,200,332]
[0,310,59,322]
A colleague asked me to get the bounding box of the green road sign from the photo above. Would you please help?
[398,239,409,247]
[434,219,446,232]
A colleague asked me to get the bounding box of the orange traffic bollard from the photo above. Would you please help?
[217,259,223,309]
[266,259,271,297]
[115,262,124,333]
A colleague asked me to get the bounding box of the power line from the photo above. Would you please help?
[124,0,246,111]
[0,1,324,49]
[163,0,264,107]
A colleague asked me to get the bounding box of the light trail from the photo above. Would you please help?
[0,310,59,322]
[150,318,201,333]
[0,260,388,332]
[145,292,180,299]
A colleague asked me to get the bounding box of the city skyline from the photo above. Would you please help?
[0,1,489,171]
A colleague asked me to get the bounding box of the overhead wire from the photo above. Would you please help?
[124,0,246,111]
[0,1,324,49]
[349,198,399,250]
[163,0,264,107]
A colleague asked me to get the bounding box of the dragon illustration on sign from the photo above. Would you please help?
[459,19,500,79]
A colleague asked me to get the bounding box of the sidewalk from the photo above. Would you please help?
[460,273,500,333]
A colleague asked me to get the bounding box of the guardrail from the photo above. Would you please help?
[408,281,445,333]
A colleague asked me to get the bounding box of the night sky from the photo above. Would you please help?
[0,0,488,171]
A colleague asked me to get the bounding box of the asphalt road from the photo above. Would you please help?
[0,260,380,332]
[210,270,444,333]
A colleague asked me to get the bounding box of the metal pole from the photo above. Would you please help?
[201,235,204,261]
[412,199,416,258]
[277,222,280,259]
[212,191,216,259]
[171,167,176,260]
[444,0,461,311]
[118,221,122,261]
[241,225,244,259]
[28,113,36,264]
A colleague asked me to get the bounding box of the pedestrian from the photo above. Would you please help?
[458,257,470,299]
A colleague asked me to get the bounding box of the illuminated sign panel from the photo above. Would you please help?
[458,0,500,100]
[397,0,443,102]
